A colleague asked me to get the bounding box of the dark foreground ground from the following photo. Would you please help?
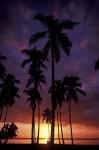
[0,144,99,150]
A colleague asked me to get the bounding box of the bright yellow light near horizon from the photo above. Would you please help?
[16,123,49,143]
[8,122,99,144]
[40,124,49,144]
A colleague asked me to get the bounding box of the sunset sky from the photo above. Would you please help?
[0,0,99,142]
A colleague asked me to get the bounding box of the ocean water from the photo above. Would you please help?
[7,138,99,145]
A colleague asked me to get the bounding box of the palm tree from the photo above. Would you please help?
[22,47,46,144]
[0,54,7,120]
[0,74,20,125]
[63,76,86,145]
[95,58,99,70]
[26,70,46,89]
[24,71,46,144]
[24,87,42,144]
[27,70,46,143]
[42,108,52,141]
[49,80,66,144]
[30,13,78,143]
[21,46,48,73]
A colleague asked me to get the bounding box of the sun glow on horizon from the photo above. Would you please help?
[41,125,49,143]
[1,122,99,144]
[13,122,50,143]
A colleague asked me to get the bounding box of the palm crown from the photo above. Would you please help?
[0,74,20,107]
[49,80,66,107]
[22,46,48,72]
[29,13,78,63]
[63,76,86,103]
[26,70,46,89]
[24,87,42,110]
[42,108,52,123]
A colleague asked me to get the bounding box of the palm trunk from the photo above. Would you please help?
[31,107,35,144]
[0,108,3,120]
[37,102,40,144]
[51,47,55,144]
[4,106,8,126]
[69,100,73,145]
[59,106,64,144]
[48,122,50,141]
[57,107,60,144]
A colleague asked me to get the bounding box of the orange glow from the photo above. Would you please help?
[1,122,99,144]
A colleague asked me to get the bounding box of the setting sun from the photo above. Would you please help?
[41,125,49,143]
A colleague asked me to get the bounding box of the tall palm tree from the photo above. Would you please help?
[63,76,86,145]
[24,87,42,144]
[0,74,20,125]
[95,58,99,70]
[42,108,52,141]
[0,54,7,120]
[27,70,46,143]
[24,71,46,144]
[22,47,46,144]
[30,13,78,143]
[49,80,66,144]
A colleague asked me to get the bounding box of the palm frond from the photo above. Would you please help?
[34,13,48,25]
[95,58,99,71]
[71,91,78,103]
[76,88,86,96]
[42,40,50,58]
[34,13,54,27]
[21,59,31,68]
[59,20,79,30]
[29,31,47,45]
[53,41,60,63]
[0,55,7,61]
[21,49,30,54]
[58,33,72,56]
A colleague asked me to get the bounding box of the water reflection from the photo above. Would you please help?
[7,138,99,145]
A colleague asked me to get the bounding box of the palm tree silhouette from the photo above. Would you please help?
[0,74,20,125]
[49,80,66,144]
[42,108,52,141]
[26,70,46,143]
[22,47,46,144]
[95,58,99,70]
[63,76,86,145]
[0,54,7,120]
[24,87,42,144]
[29,13,78,143]
[21,46,48,72]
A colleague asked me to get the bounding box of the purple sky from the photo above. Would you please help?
[0,0,99,130]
